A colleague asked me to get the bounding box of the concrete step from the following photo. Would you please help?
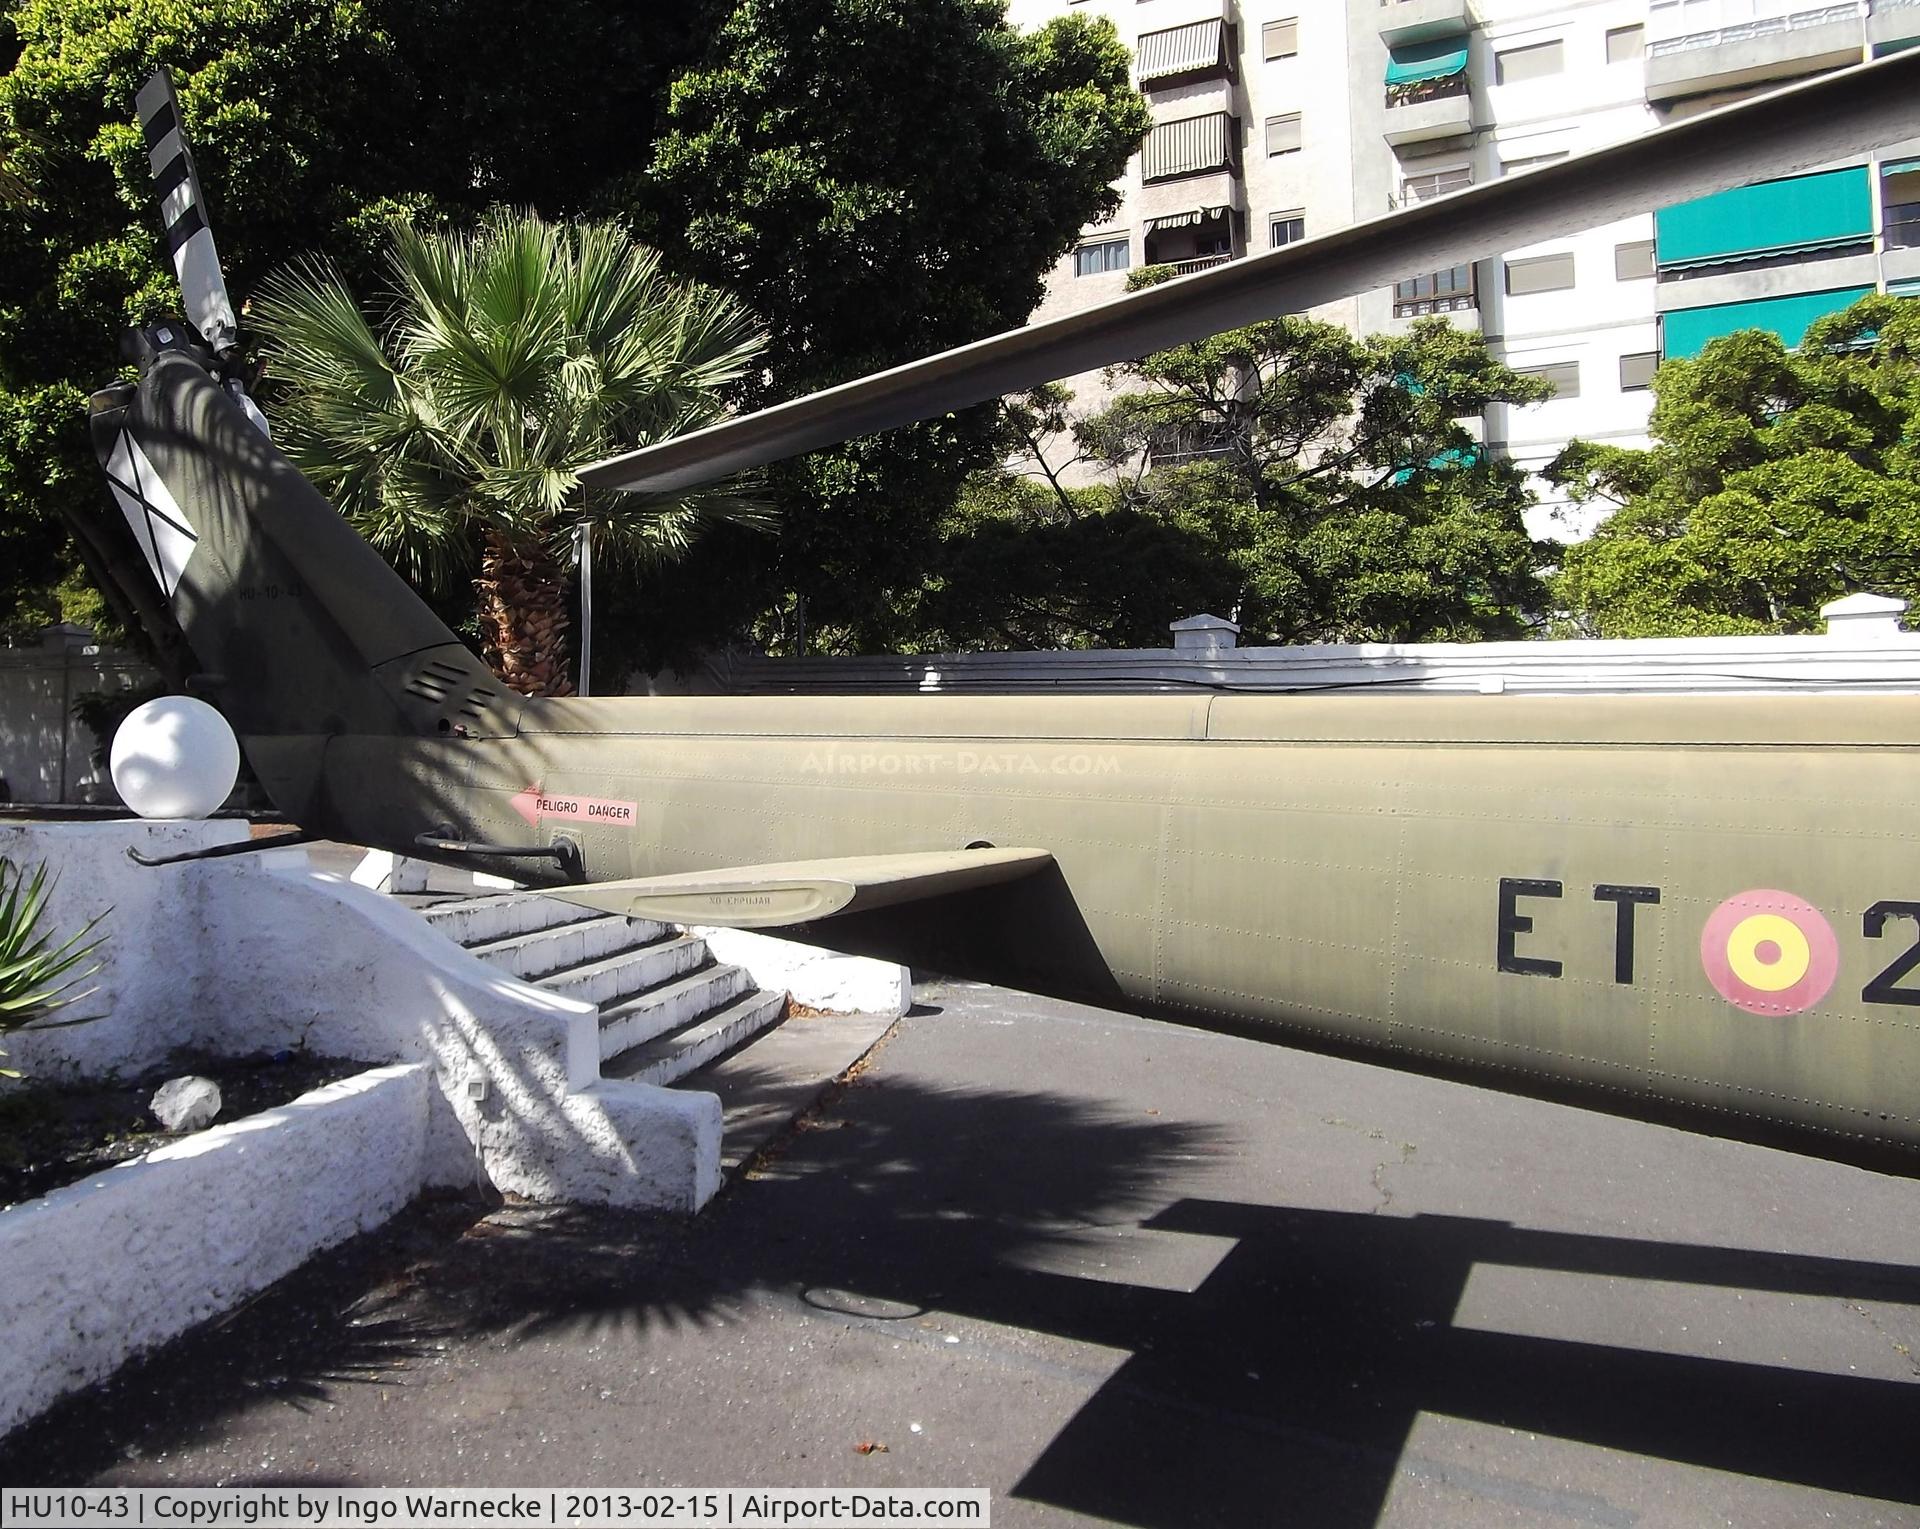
[598,962,755,1062]
[418,891,601,947]
[605,989,789,1087]
[544,933,709,1010]
[466,914,673,981]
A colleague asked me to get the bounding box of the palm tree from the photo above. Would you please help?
[252,210,768,695]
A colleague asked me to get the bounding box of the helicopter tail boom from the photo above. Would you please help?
[88,328,520,828]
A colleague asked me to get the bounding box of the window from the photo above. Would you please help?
[1402,167,1471,203]
[1265,113,1302,156]
[1073,237,1130,277]
[1495,40,1563,84]
[1506,252,1576,294]
[1885,165,1920,250]
[1148,420,1239,469]
[1270,211,1306,247]
[1393,263,1475,316]
[1619,352,1658,391]
[1516,360,1580,398]
[1263,18,1298,59]
[1606,24,1644,64]
[1614,239,1655,279]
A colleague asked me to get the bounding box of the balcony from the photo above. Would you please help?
[1645,0,1869,102]
[1378,0,1478,45]
[1383,73,1473,146]
[1143,206,1241,272]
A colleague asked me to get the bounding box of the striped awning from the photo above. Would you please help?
[1145,205,1229,234]
[1142,113,1234,182]
[1138,20,1225,84]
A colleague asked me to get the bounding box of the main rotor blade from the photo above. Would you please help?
[136,69,239,358]
[582,50,1920,498]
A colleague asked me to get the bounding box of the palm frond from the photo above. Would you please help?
[250,208,777,686]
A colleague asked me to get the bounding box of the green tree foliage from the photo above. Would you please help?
[0,0,706,642]
[901,313,1552,650]
[622,0,1151,663]
[253,210,767,696]
[1550,297,1920,636]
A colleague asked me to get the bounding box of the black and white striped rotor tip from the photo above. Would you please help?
[136,69,239,359]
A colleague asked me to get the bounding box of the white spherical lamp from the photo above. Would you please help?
[110,696,241,820]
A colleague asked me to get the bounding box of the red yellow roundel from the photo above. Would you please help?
[1699,890,1839,1015]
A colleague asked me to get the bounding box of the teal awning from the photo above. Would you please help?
[1386,36,1469,86]
[1661,287,1874,359]
[1655,168,1872,269]
[1390,445,1478,485]
[1890,278,1920,299]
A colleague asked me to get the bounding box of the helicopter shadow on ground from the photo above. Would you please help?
[4,1061,1919,1523]
[683,1061,1920,1525]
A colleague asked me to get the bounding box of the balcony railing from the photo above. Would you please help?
[1647,0,1862,54]
[1168,254,1234,275]
[1393,292,1477,317]
[1384,72,1470,109]
[1147,422,1242,469]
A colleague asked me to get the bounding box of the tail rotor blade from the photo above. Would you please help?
[136,69,239,358]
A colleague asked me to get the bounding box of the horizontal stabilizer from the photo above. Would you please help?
[549,847,1053,929]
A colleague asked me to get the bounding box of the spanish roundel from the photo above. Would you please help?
[1699,890,1839,1016]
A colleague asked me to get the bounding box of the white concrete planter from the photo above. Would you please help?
[0,821,721,1214]
[0,1064,440,1437]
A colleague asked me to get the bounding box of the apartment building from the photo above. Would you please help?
[1005,0,1920,540]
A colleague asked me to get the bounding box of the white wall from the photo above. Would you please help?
[0,637,154,805]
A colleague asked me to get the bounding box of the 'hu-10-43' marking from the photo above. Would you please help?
[1496,879,1920,1014]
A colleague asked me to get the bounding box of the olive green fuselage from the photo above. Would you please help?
[316,689,1920,1161]
[104,340,1920,1170]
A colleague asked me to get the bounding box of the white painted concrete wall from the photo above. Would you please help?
[0,1063,435,1436]
[0,636,154,805]
[1,821,720,1213]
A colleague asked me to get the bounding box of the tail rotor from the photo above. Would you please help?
[134,69,239,361]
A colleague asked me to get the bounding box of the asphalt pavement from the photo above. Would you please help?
[5,978,1919,1528]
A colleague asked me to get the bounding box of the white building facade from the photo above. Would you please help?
[1005,0,1920,540]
